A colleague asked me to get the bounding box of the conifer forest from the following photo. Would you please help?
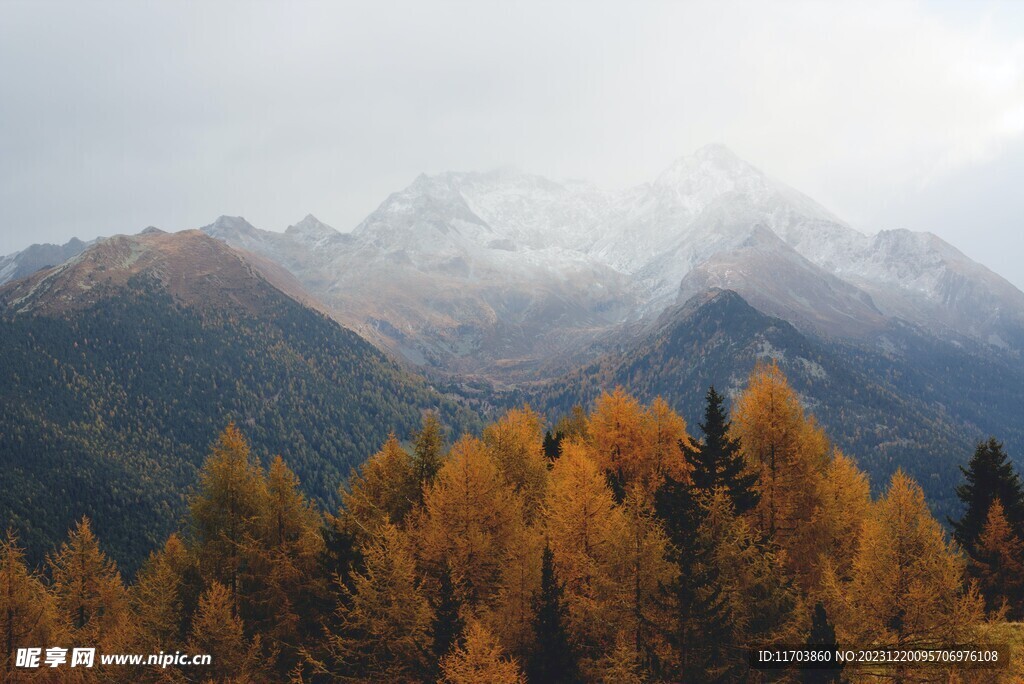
[4,363,1022,682]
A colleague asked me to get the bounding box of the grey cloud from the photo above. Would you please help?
[1,0,1023,288]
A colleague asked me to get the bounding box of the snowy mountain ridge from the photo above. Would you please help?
[6,144,1023,375]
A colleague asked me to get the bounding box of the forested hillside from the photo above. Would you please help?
[525,289,1024,520]
[0,232,478,572]
[4,368,1021,682]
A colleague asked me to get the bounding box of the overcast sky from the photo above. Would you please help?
[1,0,1023,287]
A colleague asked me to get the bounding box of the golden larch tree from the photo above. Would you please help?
[554,405,590,444]
[440,620,525,684]
[131,532,192,652]
[324,522,431,682]
[647,396,694,491]
[732,362,830,585]
[588,388,654,498]
[594,638,644,684]
[483,406,550,517]
[970,500,1024,618]
[187,580,261,683]
[245,455,327,670]
[412,412,447,494]
[416,435,523,608]
[340,433,417,539]
[48,517,134,652]
[826,470,984,652]
[609,494,679,677]
[190,423,268,616]
[483,522,545,661]
[543,439,628,673]
[812,450,872,587]
[1,530,60,676]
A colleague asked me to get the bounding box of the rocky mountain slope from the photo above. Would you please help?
[0,230,478,571]
[523,288,1024,519]
[0,236,92,286]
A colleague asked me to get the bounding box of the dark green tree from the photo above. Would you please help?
[951,437,1024,558]
[654,480,735,681]
[319,519,363,610]
[542,430,563,462]
[684,386,759,516]
[802,601,841,684]
[649,388,756,677]
[528,545,579,684]
[432,563,465,672]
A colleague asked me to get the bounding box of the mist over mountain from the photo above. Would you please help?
[189,144,1024,377]
[7,145,1020,370]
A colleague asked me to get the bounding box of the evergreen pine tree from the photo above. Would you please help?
[685,386,759,515]
[699,490,797,680]
[802,602,841,684]
[951,437,1024,557]
[432,564,465,666]
[543,430,563,461]
[321,516,363,597]
[654,479,734,680]
[528,545,579,684]
[650,387,762,679]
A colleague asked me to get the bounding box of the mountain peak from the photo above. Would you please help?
[654,143,764,194]
[652,287,756,333]
[668,142,748,170]
[693,142,742,162]
[205,215,259,236]
[284,215,343,248]
[286,214,338,236]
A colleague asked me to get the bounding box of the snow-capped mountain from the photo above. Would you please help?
[203,202,635,377]
[197,144,1024,376]
[7,144,1022,377]
[832,229,1024,349]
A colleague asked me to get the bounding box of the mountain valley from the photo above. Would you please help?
[3,145,1024,562]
